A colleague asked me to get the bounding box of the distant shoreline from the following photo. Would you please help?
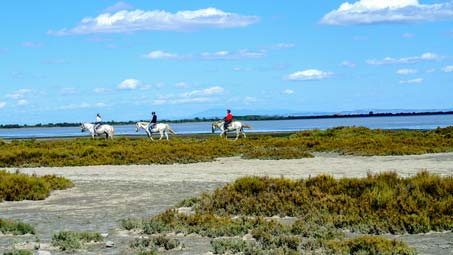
[1,110,452,129]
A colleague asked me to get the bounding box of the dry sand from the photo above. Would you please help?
[1,153,453,254]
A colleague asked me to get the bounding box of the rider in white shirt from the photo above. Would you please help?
[95,113,102,131]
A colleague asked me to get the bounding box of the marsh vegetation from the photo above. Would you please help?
[121,172,453,254]
[0,127,452,167]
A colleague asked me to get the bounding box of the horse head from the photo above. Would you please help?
[135,122,140,132]
[80,123,86,132]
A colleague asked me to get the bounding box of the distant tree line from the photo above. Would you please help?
[1,111,452,129]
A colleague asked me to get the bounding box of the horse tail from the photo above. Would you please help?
[242,124,253,129]
[110,127,115,139]
[167,125,177,134]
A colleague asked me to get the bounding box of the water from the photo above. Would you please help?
[0,114,452,139]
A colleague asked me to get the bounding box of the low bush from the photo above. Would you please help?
[3,250,33,255]
[0,218,35,235]
[0,170,74,202]
[130,235,180,251]
[51,231,103,251]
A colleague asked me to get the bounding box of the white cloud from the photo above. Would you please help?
[22,41,44,48]
[144,50,180,59]
[0,102,6,108]
[6,89,32,99]
[200,49,265,60]
[396,68,417,75]
[244,96,257,104]
[400,78,423,84]
[61,87,77,95]
[118,79,140,90]
[182,86,224,97]
[57,102,107,110]
[442,65,453,72]
[272,43,295,49]
[93,88,109,94]
[154,86,224,105]
[48,8,259,35]
[340,61,356,68]
[175,82,189,89]
[426,68,436,73]
[287,69,333,81]
[321,0,453,25]
[367,52,443,65]
[103,2,134,13]
[17,99,29,106]
[283,89,295,95]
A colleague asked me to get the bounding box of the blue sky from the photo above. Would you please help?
[1,0,453,124]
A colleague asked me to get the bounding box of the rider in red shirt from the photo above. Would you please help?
[224,109,233,130]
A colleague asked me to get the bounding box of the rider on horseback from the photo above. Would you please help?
[224,109,233,130]
[95,113,102,132]
[149,112,157,133]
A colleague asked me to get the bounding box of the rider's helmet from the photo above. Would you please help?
[227,109,231,113]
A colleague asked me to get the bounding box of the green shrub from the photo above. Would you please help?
[51,231,103,251]
[328,236,416,255]
[3,250,33,255]
[0,218,35,235]
[0,170,74,202]
[130,235,180,251]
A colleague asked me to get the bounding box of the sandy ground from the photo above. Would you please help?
[1,153,453,254]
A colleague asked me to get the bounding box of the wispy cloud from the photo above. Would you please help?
[5,89,32,99]
[143,50,181,60]
[396,68,417,75]
[272,43,296,49]
[321,0,453,25]
[0,102,6,109]
[400,78,423,84]
[402,32,415,39]
[287,69,333,81]
[94,87,109,94]
[143,49,266,60]
[442,65,453,72]
[243,96,257,104]
[154,86,224,105]
[283,89,295,95]
[48,8,259,35]
[61,87,77,95]
[22,41,44,48]
[200,49,265,60]
[17,99,29,106]
[103,2,134,13]
[340,61,356,68]
[367,52,443,65]
[58,102,106,110]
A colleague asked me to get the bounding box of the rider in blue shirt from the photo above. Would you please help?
[95,113,102,131]
[149,112,157,133]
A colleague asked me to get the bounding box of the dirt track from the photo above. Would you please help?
[1,153,453,254]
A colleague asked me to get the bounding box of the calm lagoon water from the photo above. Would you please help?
[0,114,452,139]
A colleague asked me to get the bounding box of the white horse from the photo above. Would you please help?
[212,121,252,140]
[135,122,176,140]
[80,123,115,139]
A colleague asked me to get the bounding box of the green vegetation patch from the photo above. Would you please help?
[0,170,74,202]
[51,231,103,251]
[1,127,452,167]
[3,250,33,255]
[195,172,453,234]
[130,235,181,253]
[0,218,35,235]
[123,172,453,254]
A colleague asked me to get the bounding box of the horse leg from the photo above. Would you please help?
[235,130,239,141]
[159,131,164,140]
[165,131,169,140]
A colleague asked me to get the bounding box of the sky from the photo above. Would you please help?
[0,0,453,124]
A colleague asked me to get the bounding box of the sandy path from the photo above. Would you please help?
[1,153,453,254]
